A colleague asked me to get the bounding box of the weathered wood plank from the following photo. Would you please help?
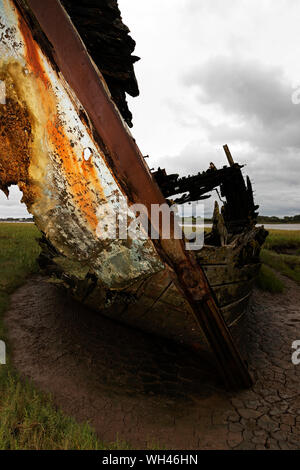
[204,263,260,286]
[213,280,254,308]
[221,293,252,326]
[196,245,235,265]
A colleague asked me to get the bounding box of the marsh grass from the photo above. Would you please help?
[256,264,284,293]
[257,229,300,292]
[0,223,40,341]
[263,229,300,253]
[0,223,129,450]
[260,249,300,285]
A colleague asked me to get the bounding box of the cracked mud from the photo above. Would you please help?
[4,274,300,449]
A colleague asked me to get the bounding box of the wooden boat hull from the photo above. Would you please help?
[0,0,267,387]
[40,225,265,353]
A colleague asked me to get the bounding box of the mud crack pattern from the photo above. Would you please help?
[4,274,300,449]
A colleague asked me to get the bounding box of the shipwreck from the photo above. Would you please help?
[0,0,267,389]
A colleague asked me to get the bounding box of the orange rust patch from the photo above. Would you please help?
[17,11,49,89]
[80,152,105,194]
[2,7,106,233]
[47,119,105,231]
[0,94,35,204]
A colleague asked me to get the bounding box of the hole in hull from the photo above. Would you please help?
[83,147,93,161]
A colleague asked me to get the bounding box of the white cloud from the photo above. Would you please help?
[0,186,29,218]
[1,1,299,217]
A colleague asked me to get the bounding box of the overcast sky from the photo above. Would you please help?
[2,0,300,217]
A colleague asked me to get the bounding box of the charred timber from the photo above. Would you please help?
[61,0,139,127]
[152,163,259,234]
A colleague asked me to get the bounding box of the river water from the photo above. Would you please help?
[257,224,300,231]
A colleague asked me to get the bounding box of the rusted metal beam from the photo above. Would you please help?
[14,0,252,389]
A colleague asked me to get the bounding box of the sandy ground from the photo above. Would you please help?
[4,274,300,450]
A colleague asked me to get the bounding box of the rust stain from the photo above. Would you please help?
[17,10,49,89]
[6,6,106,233]
[16,7,56,119]
[81,151,105,195]
[47,119,104,231]
[0,72,36,205]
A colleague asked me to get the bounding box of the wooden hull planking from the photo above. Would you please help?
[0,0,268,388]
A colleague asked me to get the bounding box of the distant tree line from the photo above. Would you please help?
[183,215,300,224]
[0,217,34,222]
[257,215,300,224]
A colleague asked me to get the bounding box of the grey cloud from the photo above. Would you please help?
[184,57,298,130]
[158,56,300,216]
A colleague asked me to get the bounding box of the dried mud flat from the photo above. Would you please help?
[4,274,300,450]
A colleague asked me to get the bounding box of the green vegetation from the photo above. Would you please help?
[257,229,300,293]
[256,264,284,293]
[263,229,300,253]
[0,371,102,450]
[0,223,40,300]
[260,249,300,285]
[0,223,126,450]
